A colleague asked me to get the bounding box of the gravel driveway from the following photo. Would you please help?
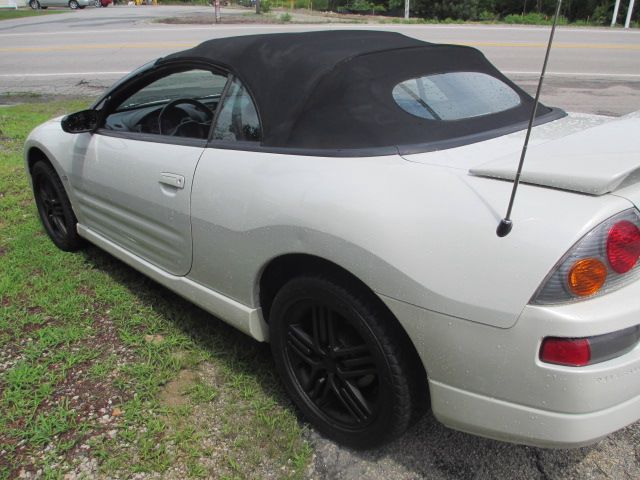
[306,412,640,479]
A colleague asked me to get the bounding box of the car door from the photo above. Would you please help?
[188,77,265,297]
[68,66,228,276]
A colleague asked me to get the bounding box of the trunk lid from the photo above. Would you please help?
[468,111,640,196]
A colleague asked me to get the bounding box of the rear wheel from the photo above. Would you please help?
[29,0,40,9]
[32,161,85,252]
[270,274,421,448]
[69,0,79,8]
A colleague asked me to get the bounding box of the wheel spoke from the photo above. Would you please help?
[38,187,51,204]
[287,341,313,364]
[337,366,377,380]
[287,325,318,367]
[50,202,64,217]
[341,354,375,369]
[50,215,68,236]
[311,305,333,351]
[333,344,368,358]
[331,377,372,422]
[308,373,329,401]
[289,324,315,353]
[334,345,377,379]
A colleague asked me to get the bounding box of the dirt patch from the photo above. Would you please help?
[77,285,96,298]
[158,13,282,24]
[155,7,379,25]
[0,307,137,479]
[159,369,197,408]
[0,93,89,106]
[0,93,43,106]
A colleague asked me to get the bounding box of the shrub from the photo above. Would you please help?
[280,12,292,21]
[478,9,498,22]
[503,12,568,25]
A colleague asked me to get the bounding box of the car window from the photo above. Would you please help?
[392,72,521,121]
[211,78,261,143]
[103,69,227,140]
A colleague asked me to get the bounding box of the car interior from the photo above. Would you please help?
[102,68,261,142]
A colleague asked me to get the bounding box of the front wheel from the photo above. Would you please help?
[32,161,85,252]
[270,274,422,449]
[69,0,79,8]
[29,0,40,9]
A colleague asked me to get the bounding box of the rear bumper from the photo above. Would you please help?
[380,280,640,447]
[429,379,640,448]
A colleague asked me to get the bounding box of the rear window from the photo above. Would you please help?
[392,72,521,121]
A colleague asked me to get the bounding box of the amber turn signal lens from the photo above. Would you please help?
[568,258,607,297]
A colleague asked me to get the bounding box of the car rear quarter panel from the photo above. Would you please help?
[189,148,633,328]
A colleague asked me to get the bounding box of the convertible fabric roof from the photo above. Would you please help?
[159,31,557,152]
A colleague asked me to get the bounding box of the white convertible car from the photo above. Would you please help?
[24,31,640,449]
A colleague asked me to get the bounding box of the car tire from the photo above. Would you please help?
[29,0,40,9]
[69,0,79,8]
[32,161,85,252]
[270,274,420,449]
[93,0,100,6]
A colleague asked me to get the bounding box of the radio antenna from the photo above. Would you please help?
[496,0,563,237]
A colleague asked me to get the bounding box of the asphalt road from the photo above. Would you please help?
[1,6,640,115]
[2,8,640,480]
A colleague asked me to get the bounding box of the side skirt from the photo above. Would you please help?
[77,224,269,342]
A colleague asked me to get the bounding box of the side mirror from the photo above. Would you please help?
[61,109,98,134]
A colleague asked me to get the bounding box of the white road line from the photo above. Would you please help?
[0,72,129,77]
[503,71,640,78]
[1,23,639,38]
[1,71,639,79]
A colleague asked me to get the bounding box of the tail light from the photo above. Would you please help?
[540,325,640,367]
[607,220,640,274]
[540,338,590,366]
[533,209,640,304]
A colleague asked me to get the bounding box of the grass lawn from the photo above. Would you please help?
[0,98,311,479]
[0,9,65,21]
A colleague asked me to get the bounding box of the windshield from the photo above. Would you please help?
[118,69,227,111]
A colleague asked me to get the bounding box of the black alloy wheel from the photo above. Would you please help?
[32,161,85,252]
[29,0,40,9]
[270,274,421,448]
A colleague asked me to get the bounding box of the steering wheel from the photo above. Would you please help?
[158,98,214,136]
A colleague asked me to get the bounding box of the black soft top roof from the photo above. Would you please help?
[159,31,561,153]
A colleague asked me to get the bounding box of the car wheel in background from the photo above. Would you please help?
[32,162,85,252]
[270,274,422,449]
[68,0,79,8]
[29,0,40,9]
[93,0,100,6]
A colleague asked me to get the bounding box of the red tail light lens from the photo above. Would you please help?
[540,338,591,367]
[533,209,640,305]
[607,221,640,274]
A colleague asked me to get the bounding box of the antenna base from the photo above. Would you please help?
[496,219,513,237]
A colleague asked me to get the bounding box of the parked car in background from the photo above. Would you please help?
[24,31,640,449]
[93,0,112,7]
[29,0,91,9]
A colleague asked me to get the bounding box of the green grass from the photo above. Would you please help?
[0,97,311,479]
[0,9,65,21]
